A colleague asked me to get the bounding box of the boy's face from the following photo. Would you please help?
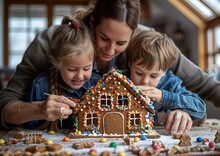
[130,60,165,87]
[59,52,93,90]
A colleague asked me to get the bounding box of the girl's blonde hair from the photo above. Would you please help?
[50,16,95,69]
[127,30,177,71]
[49,16,95,95]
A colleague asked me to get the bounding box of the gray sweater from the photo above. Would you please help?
[0,25,219,129]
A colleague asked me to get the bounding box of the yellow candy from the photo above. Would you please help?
[65,151,72,155]
[134,137,139,142]
[46,140,53,145]
[44,151,49,156]
[0,139,5,145]
[135,132,140,136]
[100,137,107,142]
[48,130,55,135]
[77,131,82,135]
[118,151,126,156]
[173,145,180,150]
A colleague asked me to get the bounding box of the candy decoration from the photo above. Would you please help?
[48,130,55,135]
[0,138,5,145]
[134,137,139,142]
[140,135,147,140]
[110,142,117,148]
[63,137,70,142]
[209,141,215,148]
[196,137,203,142]
[118,151,126,156]
[173,145,180,150]
[202,138,209,145]
[100,138,107,143]
[46,140,53,145]
[89,149,97,156]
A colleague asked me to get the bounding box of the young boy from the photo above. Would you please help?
[126,30,206,133]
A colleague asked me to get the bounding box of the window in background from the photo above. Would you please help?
[187,0,216,20]
[53,5,88,25]
[207,26,220,80]
[9,4,47,68]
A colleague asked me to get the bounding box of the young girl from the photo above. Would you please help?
[24,16,100,130]
[127,30,206,134]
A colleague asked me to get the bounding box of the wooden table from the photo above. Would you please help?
[0,124,220,156]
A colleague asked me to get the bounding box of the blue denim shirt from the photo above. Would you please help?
[124,70,206,122]
[154,70,206,121]
[24,71,101,129]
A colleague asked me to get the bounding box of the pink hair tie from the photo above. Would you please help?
[70,19,79,29]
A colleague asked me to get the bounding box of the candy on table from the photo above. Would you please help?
[100,137,107,143]
[89,149,97,156]
[134,137,139,142]
[196,137,203,142]
[63,137,70,142]
[209,141,215,148]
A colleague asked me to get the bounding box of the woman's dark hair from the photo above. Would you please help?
[75,0,141,70]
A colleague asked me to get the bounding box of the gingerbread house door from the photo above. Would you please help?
[103,112,124,135]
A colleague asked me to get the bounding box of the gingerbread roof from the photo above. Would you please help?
[78,68,155,114]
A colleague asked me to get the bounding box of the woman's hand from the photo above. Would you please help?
[40,94,77,121]
[137,85,162,102]
[158,110,193,134]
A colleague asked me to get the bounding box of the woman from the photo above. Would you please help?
[0,0,219,134]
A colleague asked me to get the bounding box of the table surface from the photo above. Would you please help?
[0,123,220,156]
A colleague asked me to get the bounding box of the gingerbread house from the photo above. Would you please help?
[70,68,158,138]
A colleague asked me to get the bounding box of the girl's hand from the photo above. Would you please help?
[137,85,162,102]
[40,94,77,121]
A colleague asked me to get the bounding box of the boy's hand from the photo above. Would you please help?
[137,85,162,102]
[164,110,192,134]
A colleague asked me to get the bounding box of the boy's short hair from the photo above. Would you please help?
[127,30,177,71]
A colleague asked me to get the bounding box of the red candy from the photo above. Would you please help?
[209,141,215,148]
[203,138,209,145]
[153,145,161,150]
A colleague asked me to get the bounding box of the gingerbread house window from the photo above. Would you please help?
[118,95,129,106]
[85,112,100,131]
[116,94,131,110]
[128,112,144,130]
[98,93,113,110]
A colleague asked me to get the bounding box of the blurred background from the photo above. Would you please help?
[0,0,220,118]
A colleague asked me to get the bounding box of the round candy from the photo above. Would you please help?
[0,139,5,145]
[196,137,203,142]
[140,135,147,140]
[202,138,209,145]
[118,151,126,156]
[173,145,180,150]
[46,140,53,145]
[110,142,117,148]
[134,137,139,142]
[48,130,55,135]
[89,149,97,156]
[100,137,107,142]
[153,145,161,150]
[209,141,215,148]
[63,137,70,142]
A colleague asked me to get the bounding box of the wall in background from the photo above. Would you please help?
[146,0,198,65]
[0,0,3,68]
